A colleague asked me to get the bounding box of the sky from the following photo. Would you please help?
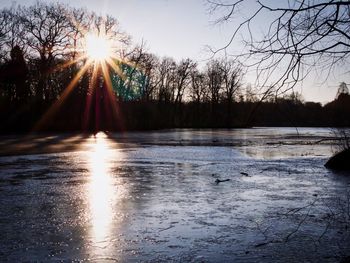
[1,0,226,61]
[0,0,348,103]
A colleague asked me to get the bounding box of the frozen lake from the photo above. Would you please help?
[0,128,349,262]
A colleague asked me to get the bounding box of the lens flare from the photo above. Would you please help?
[85,34,112,62]
[32,18,132,132]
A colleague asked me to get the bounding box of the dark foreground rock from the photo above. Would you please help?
[325,148,350,170]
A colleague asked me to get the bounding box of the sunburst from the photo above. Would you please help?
[85,33,113,62]
[33,19,129,132]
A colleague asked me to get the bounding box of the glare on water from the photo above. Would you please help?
[86,132,116,244]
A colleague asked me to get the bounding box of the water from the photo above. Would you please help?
[0,128,349,262]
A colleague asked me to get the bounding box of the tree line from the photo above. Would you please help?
[0,2,349,133]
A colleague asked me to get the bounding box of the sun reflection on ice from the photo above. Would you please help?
[87,132,115,244]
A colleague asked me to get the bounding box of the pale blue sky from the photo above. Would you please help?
[1,0,347,103]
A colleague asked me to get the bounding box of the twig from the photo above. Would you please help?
[284,199,317,242]
[159,225,175,232]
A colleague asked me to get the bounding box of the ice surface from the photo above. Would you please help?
[0,128,349,262]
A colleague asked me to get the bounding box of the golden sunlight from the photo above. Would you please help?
[87,132,114,242]
[85,34,112,62]
[34,23,127,131]
[82,132,128,258]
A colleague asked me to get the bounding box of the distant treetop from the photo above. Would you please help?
[336,82,349,99]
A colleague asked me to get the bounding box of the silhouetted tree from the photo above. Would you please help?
[0,10,10,61]
[205,59,223,125]
[206,59,223,105]
[244,84,259,103]
[10,45,29,100]
[325,92,350,126]
[336,82,349,99]
[20,2,74,100]
[190,69,208,104]
[221,58,242,125]
[120,42,149,101]
[0,45,29,100]
[173,58,196,104]
[140,53,160,101]
[157,57,176,103]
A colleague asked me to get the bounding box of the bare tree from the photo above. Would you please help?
[208,0,350,95]
[121,42,149,101]
[0,7,26,61]
[88,13,130,59]
[206,59,223,105]
[0,10,11,63]
[66,7,90,61]
[20,2,74,100]
[139,52,160,101]
[221,58,242,103]
[173,58,196,104]
[157,57,177,103]
[220,58,243,125]
[204,59,224,125]
[190,69,208,104]
[0,9,13,61]
[244,83,259,102]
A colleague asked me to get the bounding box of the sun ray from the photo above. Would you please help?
[33,21,138,132]
[101,61,125,130]
[83,61,100,130]
[52,56,88,73]
[105,57,127,81]
[33,60,92,131]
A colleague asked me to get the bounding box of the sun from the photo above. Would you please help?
[85,34,112,62]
